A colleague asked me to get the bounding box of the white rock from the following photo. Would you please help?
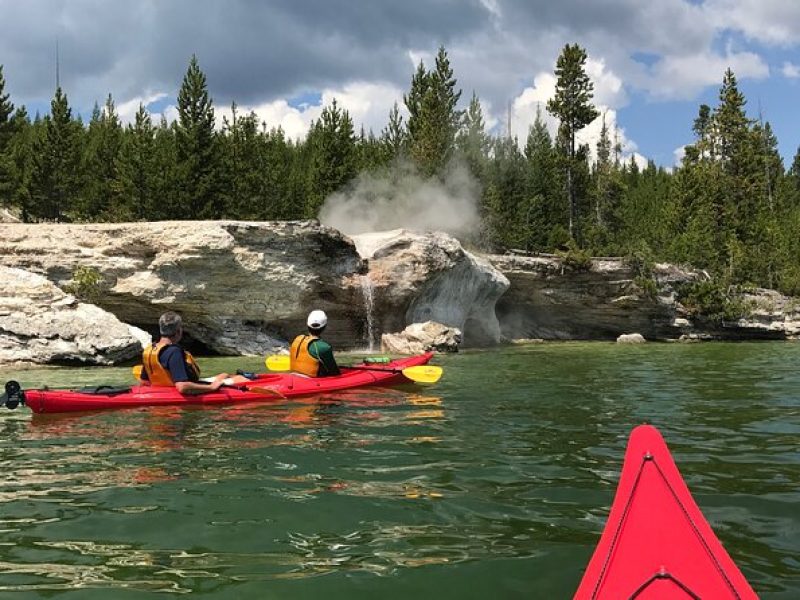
[381,321,462,354]
[0,266,148,365]
[617,333,646,344]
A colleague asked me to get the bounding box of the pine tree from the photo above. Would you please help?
[484,136,527,249]
[5,106,34,220]
[355,127,388,173]
[594,114,612,226]
[457,92,489,179]
[381,102,407,159]
[30,87,82,221]
[305,99,357,217]
[219,101,242,216]
[175,55,220,218]
[547,43,599,241]
[588,113,625,251]
[789,146,800,194]
[0,65,16,204]
[259,124,298,219]
[714,69,750,173]
[521,106,562,250]
[114,103,157,220]
[404,46,463,177]
[692,104,712,158]
[151,116,178,219]
[78,94,123,219]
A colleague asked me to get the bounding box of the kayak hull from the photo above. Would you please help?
[574,424,757,599]
[23,353,434,414]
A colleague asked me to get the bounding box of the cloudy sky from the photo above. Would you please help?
[1,0,799,166]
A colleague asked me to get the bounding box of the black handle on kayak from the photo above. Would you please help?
[2,381,25,410]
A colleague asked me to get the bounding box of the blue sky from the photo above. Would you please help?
[1,0,799,167]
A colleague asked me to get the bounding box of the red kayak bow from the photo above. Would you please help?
[574,424,757,599]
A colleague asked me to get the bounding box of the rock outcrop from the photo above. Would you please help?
[489,254,800,341]
[0,221,366,355]
[489,255,700,340]
[351,230,509,346]
[696,288,800,340]
[3,220,799,366]
[381,321,462,354]
[0,266,149,365]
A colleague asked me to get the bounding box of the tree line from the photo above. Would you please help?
[1,46,800,296]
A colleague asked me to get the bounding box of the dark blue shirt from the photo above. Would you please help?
[141,345,198,383]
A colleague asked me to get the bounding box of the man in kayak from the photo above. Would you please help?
[140,311,230,393]
[290,310,341,377]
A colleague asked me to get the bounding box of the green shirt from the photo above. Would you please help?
[308,339,340,377]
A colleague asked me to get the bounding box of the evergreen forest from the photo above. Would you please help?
[2,46,800,298]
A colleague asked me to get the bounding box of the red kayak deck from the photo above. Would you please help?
[574,424,757,599]
[22,353,434,414]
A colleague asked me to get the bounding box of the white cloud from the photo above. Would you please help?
[212,81,404,142]
[704,0,800,46]
[585,58,627,108]
[782,61,800,79]
[117,92,168,125]
[645,49,769,100]
[673,145,687,166]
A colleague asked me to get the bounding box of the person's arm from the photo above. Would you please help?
[163,347,228,394]
[175,374,228,395]
[311,340,340,376]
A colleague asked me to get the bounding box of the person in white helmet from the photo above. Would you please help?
[289,310,341,377]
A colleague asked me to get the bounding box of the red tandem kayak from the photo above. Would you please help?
[574,424,757,599]
[4,353,434,414]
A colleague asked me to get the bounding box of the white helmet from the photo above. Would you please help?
[307,310,328,330]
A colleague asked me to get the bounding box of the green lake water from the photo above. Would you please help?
[0,342,798,598]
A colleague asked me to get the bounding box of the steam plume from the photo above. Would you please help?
[319,159,481,236]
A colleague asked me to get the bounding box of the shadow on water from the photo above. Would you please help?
[0,343,798,598]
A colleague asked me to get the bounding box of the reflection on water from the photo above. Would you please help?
[0,344,799,597]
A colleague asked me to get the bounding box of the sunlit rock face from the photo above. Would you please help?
[351,230,509,346]
[488,255,699,340]
[720,289,800,340]
[0,221,366,355]
[489,255,800,341]
[0,266,149,365]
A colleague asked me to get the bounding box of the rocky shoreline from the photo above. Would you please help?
[1,220,798,365]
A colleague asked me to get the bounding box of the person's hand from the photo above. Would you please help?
[209,373,230,391]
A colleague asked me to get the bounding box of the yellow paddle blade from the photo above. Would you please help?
[401,365,443,384]
[132,364,143,380]
[265,355,291,371]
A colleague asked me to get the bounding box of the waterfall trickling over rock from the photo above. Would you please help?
[360,273,376,352]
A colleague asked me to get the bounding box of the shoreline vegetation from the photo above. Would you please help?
[1,43,799,315]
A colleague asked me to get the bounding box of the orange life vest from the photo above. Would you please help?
[141,341,200,387]
[290,334,320,377]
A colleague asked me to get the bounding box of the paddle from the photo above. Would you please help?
[264,354,443,384]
